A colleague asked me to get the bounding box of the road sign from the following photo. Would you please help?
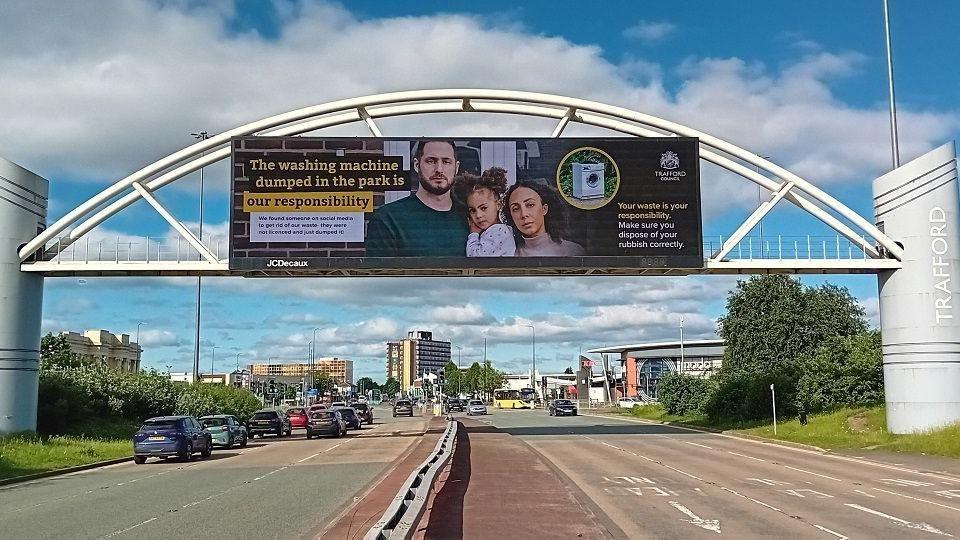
[307,388,318,396]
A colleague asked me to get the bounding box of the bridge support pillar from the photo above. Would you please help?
[0,157,48,433]
[874,142,960,434]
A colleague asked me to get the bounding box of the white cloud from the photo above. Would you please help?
[623,20,676,43]
[0,0,952,219]
[138,329,183,347]
[426,304,495,325]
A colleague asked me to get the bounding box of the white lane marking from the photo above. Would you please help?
[101,517,157,538]
[253,466,288,482]
[936,490,960,499]
[582,433,841,539]
[782,465,842,482]
[845,503,954,537]
[581,413,960,483]
[669,501,721,534]
[881,478,936,487]
[813,524,849,539]
[296,440,347,463]
[747,478,791,486]
[297,452,322,463]
[726,451,765,462]
[873,488,960,513]
[780,488,834,499]
[853,489,876,498]
[683,441,713,449]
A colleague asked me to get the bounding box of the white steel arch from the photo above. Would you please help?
[18,89,903,276]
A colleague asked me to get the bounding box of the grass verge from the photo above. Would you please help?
[618,404,960,459]
[0,433,131,481]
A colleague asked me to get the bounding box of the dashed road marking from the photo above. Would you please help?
[726,451,765,462]
[683,441,713,450]
[845,503,953,537]
[782,465,842,482]
[101,517,157,538]
[873,488,960,513]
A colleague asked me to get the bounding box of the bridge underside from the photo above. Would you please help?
[22,259,901,278]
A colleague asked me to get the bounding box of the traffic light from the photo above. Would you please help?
[269,379,276,394]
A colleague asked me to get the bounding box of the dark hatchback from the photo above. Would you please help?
[133,416,213,464]
[334,406,362,430]
[352,402,374,424]
[306,410,345,439]
[549,399,578,417]
[393,399,414,417]
[248,410,292,438]
[446,399,465,413]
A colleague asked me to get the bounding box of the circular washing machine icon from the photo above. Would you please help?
[572,162,606,200]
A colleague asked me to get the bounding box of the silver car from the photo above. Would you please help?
[466,399,487,416]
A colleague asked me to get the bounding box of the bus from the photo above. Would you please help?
[494,389,535,409]
[366,389,382,406]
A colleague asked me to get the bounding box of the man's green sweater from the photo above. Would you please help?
[365,194,469,257]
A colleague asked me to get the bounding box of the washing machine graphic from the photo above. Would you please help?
[572,162,605,199]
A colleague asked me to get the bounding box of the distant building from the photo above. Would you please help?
[248,357,353,385]
[386,330,451,391]
[587,340,725,400]
[61,329,141,373]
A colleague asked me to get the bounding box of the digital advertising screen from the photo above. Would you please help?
[229,137,702,274]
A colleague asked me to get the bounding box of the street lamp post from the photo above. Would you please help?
[191,130,209,383]
[210,345,219,381]
[678,315,685,375]
[523,324,536,397]
[454,345,462,397]
[311,327,319,397]
[136,321,145,370]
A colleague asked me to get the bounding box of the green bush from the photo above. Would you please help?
[703,366,799,422]
[796,331,883,413]
[657,373,713,415]
[37,364,261,436]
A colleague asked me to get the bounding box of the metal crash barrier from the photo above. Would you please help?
[365,420,458,540]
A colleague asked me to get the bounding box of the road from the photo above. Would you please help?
[469,408,960,539]
[0,406,427,540]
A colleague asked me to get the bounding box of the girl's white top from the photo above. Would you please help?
[466,224,517,257]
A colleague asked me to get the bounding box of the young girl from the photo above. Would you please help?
[453,167,516,257]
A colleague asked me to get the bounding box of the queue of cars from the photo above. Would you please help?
[132,401,381,464]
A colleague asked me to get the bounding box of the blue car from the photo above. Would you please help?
[133,415,213,464]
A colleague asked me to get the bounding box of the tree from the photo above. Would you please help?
[442,361,464,396]
[40,332,84,370]
[717,275,866,376]
[382,377,401,398]
[313,372,336,397]
[563,366,574,375]
[476,363,505,397]
[355,377,379,394]
[464,362,483,394]
[796,331,883,413]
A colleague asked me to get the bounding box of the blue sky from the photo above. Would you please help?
[2,1,958,382]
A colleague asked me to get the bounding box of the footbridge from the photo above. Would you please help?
[1,89,957,434]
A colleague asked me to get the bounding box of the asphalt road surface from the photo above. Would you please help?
[474,408,960,539]
[0,406,427,540]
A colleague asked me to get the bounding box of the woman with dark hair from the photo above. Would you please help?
[503,180,585,256]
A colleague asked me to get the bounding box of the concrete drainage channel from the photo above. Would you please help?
[365,419,458,540]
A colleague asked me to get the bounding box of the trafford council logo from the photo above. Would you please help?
[660,151,680,170]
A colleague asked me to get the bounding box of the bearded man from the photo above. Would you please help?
[365,140,469,257]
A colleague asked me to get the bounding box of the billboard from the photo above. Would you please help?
[230,137,702,274]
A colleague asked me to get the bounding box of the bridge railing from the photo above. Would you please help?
[31,234,874,264]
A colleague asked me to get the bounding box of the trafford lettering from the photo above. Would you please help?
[930,207,953,323]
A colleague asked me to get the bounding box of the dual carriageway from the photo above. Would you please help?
[3,405,960,539]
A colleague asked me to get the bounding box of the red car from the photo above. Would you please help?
[286,407,309,429]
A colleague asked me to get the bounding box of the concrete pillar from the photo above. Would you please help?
[874,142,960,433]
[0,157,48,433]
